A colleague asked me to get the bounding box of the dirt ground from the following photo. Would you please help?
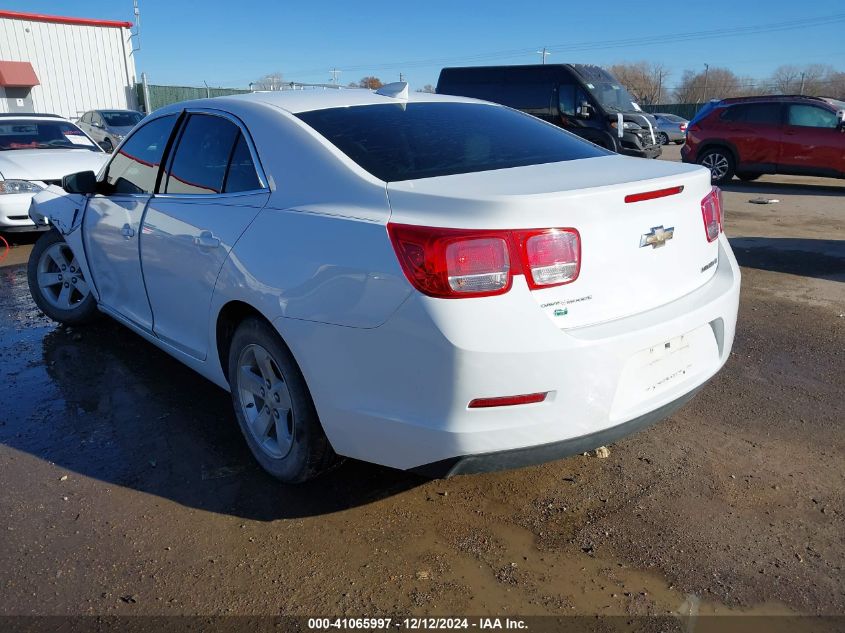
[1,146,843,624]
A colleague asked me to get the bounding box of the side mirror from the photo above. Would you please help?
[837,110,845,130]
[576,101,593,119]
[62,171,98,195]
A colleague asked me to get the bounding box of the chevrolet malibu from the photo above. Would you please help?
[27,85,740,482]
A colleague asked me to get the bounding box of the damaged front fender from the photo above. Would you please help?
[29,186,99,301]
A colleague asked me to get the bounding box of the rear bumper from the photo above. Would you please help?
[413,386,702,477]
[278,234,740,472]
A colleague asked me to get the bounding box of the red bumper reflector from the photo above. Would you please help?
[468,392,548,408]
[624,185,684,203]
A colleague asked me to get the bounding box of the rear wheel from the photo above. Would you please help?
[658,132,669,145]
[698,148,735,185]
[228,317,336,483]
[27,230,99,325]
[736,172,761,182]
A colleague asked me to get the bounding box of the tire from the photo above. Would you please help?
[102,138,114,153]
[674,139,685,145]
[27,230,99,325]
[658,132,669,145]
[698,147,735,185]
[228,317,336,483]
[736,172,761,182]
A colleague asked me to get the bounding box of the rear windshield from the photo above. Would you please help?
[0,119,100,152]
[101,111,144,127]
[296,102,608,182]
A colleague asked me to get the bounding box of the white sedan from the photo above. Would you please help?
[0,113,107,232]
[27,84,740,482]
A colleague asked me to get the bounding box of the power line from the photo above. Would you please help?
[283,13,845,78]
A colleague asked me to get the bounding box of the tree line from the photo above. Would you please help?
[608,62,845,105]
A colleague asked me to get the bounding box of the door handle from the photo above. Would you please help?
[195,230,221,249]
[120,223,135,239]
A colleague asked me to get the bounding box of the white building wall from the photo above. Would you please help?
[0,16,137,118]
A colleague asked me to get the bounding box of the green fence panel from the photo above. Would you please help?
[642,103,705,120]
[136,84,250,113]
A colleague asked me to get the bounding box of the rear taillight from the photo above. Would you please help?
[680,123,687,131]
[518,229,580,289]
[387,223,580,299]
[701,186,723,242]
[445,237,510,294]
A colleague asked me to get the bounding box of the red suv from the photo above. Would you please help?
[682,95,845,184]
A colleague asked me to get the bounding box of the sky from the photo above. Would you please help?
[4,1,844,91]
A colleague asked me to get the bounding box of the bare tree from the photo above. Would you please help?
[416,84,436,93]
[674,67,743,103]
[609,62,670,105]
[252,72,284,91]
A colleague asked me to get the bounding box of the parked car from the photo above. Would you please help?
[437,64,663,159]
[0,113,107,233]
[682,95,845,184]
[652,113,688,145]
[76,109,145,153]
[27,86,740,482]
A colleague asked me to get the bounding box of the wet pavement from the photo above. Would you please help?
[0,161,843,620]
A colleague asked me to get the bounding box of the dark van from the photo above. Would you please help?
[437,64,662,159]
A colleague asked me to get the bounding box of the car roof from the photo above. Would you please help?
[222,87,486,114]
[718,94,834,107]
[0,112,65,120]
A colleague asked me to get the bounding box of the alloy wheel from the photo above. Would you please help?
[701,152,730,181]
[236,343,294,459]
[36,242,91,311]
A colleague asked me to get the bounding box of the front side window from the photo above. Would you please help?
[297,102,609,182]
[0,119,100,152]
[165,114,260,195]
[104,114,177,194]
[787,105,838,128]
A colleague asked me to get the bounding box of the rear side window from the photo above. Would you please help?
[787,105,838,128]
[164,115,262,195]
[105,114,177,194]
[297,102,609,182]
[166,115,239,194]
[720,103,781,125]
[224,134,262,192]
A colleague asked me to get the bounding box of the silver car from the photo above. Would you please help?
[76,109,145,153]
[652,113,688,145]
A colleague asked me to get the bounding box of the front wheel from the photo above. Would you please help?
[698,148,735,185]
[27,230,99,325]
[228,317,336,483]
[101,138,114,153]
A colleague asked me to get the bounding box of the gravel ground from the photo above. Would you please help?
[0,147,843,621]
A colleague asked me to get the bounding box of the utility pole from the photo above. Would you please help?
[537,47,550,64]
[799,72,806,95]
[330,68,341,85]
[656,69,664,105]
[399,72,405,82]
[702,63,710,103]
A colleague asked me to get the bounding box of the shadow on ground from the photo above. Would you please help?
[0,265,423,522]
[721,179,845,198]
[729,237,845,281]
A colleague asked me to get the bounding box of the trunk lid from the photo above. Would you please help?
[386,154,719,328]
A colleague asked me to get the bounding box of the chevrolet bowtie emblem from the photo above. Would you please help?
[640,225,675,249]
